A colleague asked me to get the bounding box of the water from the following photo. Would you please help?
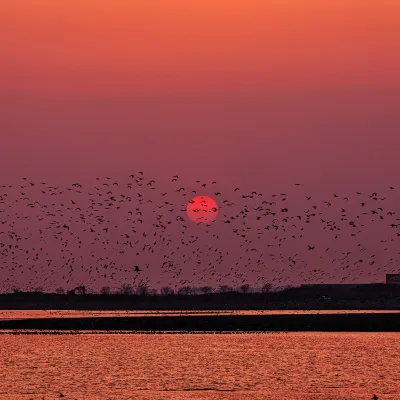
[0,309,398,320]
[0,332,398,399]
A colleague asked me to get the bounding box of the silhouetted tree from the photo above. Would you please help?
[218,285,233,293]
[100,286,111,295]
[200,286,213,295]
[136,281,150,296]
[75,286,86,295]
[160,286,174,296]
[190,287,199,295]
[261,283,272,293]
[177,286,193,295]
[119,284,133,295]
[55,288,65,295]
[239,284,251,294]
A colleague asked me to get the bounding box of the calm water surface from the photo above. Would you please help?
[0,332,398,400]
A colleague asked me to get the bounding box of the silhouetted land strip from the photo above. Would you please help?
[0,313,399,331]
[0,284,399,310]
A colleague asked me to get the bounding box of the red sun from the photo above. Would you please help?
[187,196,219,224]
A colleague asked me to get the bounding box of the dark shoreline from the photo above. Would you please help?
[1,313,399,331]
[1,286,400,311]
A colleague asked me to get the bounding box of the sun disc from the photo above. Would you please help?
[186,196,218,224]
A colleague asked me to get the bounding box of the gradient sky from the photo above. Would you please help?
[1,1,400,290]
[1,0,399,187]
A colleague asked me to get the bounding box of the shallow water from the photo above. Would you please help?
[0,332,398,399]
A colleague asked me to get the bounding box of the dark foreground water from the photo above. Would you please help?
[1,310,399,332]
[1,310,399,320]
[0,332,398,400]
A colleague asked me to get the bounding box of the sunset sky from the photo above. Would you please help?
[1,1,400,290]
[1,0,399,188]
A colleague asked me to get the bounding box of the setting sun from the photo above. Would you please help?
[186,195,218,224]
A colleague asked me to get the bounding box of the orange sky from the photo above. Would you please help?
[1,1,400,288]
[1,0,400,95]
[1,0,399,187]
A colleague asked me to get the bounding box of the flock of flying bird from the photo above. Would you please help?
[0,172,399,293]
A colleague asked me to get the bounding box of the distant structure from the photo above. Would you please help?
[301,275,400,289]
[67,286,86,295]
[386,274,400,284]
[300,284,381,289]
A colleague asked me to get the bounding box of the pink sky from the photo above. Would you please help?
[1,1,400,290]
[1,0,399,189]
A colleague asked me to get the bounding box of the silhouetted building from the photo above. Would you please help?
[300,284,381,290]
[386,274,400,284]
